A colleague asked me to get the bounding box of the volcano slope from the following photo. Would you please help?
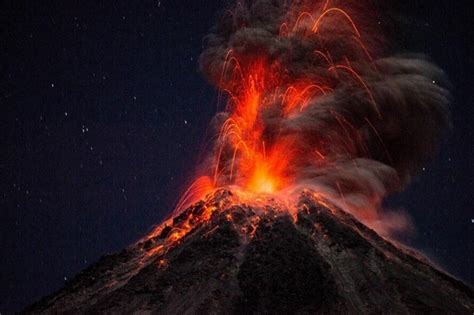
[25,190,473,314]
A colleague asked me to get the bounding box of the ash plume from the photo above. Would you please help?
[196,0,451,235]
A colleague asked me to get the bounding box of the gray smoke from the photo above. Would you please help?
[198,0,451,235]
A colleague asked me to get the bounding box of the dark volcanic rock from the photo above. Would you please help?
[24,190,474,314]
[236,216,339,314]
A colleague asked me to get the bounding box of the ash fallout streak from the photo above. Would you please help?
[170,0,450,237]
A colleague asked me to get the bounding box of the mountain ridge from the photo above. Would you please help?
[24,189,474,314]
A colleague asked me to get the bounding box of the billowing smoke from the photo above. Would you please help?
[195,0,450,236]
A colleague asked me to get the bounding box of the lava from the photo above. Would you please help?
[182,2,368,201]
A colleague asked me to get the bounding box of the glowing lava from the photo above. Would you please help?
[175,1,369,210]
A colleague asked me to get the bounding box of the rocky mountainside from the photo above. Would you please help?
[25,190,473,314]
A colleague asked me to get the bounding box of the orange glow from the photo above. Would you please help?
[173,176,214,214]
[171,1,379,202]
[247,163,277,194]
[211,57,296,195]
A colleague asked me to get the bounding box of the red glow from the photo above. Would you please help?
[171,1,381,208]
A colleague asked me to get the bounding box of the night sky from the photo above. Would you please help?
[1,0,473,312]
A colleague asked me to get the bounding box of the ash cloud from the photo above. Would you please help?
[198,0,451,236]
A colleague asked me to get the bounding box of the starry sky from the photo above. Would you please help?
[1,0,473,312]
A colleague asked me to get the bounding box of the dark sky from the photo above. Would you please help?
[1,0,473,312]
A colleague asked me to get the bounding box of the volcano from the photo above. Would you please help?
[20,1,471,313]
[25,190,473,314]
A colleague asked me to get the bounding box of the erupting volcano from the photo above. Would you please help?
[25,0,473,313]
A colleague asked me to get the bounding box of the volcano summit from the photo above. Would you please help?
[25,190,473,314]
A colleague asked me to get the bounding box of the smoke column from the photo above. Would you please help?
[175,0,451,236]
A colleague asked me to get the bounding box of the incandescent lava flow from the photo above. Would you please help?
[25,190,473,313]
[25,0,474,314]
